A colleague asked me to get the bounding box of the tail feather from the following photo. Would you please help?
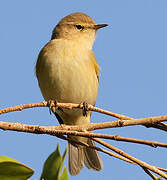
[68,138,103,175]
[84,138,103,171]
[68,142,84,176]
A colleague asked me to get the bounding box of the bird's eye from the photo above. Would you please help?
[75,25,84,31]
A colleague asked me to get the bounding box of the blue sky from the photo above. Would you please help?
[1,0,167,179]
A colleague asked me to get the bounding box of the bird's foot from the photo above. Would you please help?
[47,100,57,114]
[79,101,89,117]
[47,100,64,125]
[60,124,66,129]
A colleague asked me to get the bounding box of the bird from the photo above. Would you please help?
[36,12,107,175]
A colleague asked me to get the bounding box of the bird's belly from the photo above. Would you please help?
[39,57,98,106]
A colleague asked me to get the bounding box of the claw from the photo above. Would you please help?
[47,100,57,114]
[80,102,88,117]
[47,100,64,124]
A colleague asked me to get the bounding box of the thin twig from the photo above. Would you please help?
[94,138,167,179]
[0,101,130,120]
[56,134,136,164]
[0,121,167,148]
[1,120,167,178]
[1,102,167,178]
[1,102,167,132]
[58,133,167,178]
[142,167,157,180]
[1,121,167,148]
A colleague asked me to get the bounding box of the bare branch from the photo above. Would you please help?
[0,101,130,120]
[142,167,157,180]
[94,138,167,179]
[1,102,167,178]
[1,102,167,132]
[58,134,136,165]
[1,121,167,149]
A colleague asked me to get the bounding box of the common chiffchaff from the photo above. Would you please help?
[36,12,107,175]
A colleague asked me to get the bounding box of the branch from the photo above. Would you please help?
[0,101,130,120]
[1,102,167,178]
[94,138,167,179]
[1,120,166,178]
[142,167,157,180]
[56,134,136,165]
[1,102,167,132]
[1,121,167,149]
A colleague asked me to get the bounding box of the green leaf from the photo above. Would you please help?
[40,144,68,180]
[59,167,68,180]
[0,156,34,180]
[59,146,68,175]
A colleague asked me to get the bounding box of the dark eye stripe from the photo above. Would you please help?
[75,25,84,30]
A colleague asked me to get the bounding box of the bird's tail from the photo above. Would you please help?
[68,138,103,176]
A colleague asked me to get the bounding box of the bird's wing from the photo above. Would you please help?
[90,51,100,82]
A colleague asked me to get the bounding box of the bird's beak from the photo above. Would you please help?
[94,24,108,30]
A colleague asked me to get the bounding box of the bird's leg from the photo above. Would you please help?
[47,100,64,114]
[79,101,89,117]
[47,100,64,124]
[47,100,57,114]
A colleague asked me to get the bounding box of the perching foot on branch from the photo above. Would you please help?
[47,100,64,124]
[80,102,89,117]
[47,100,57,114]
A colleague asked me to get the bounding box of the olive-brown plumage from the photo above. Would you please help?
[36,12,107,175]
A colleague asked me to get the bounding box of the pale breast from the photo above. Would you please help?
[36,39,99,106]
